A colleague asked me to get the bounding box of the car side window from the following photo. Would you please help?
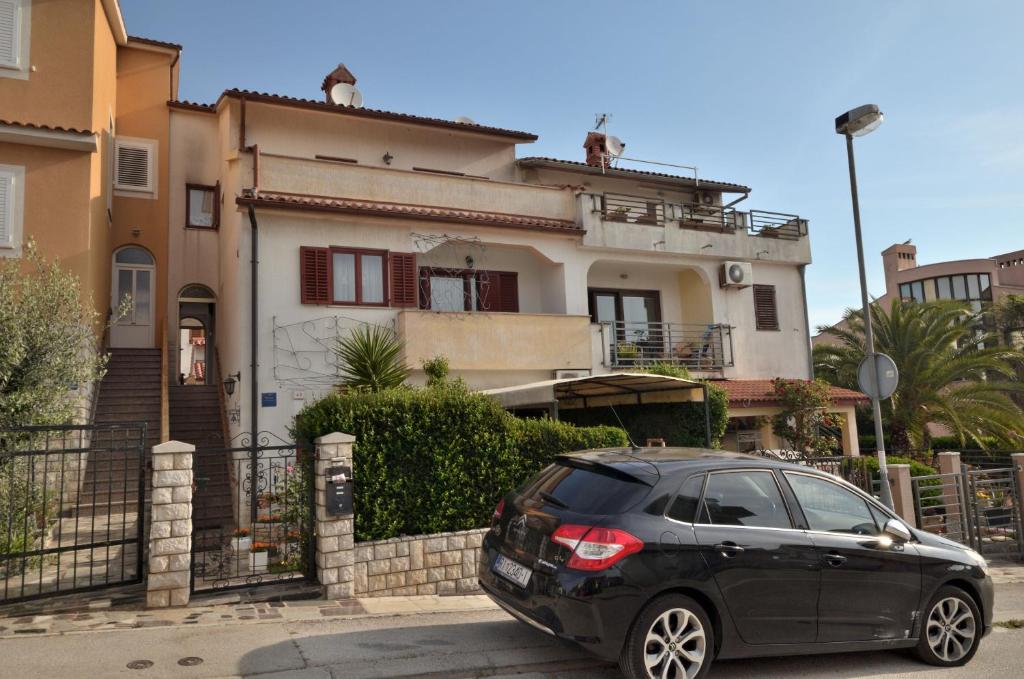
[785,473,880,536]
[702,471,792,529]
[666,474,705,523]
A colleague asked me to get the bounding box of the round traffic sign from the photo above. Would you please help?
[858,353,899,400]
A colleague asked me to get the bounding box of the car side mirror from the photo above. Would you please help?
[883,518,912,543]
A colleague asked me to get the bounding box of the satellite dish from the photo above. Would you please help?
[330,83,364,108]
[454,116,476,125]
[605,135,625,157]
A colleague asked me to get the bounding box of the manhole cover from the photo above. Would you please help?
[178,657,204,666]
[126,660,153,670]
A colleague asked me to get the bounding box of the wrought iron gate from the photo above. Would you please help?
[190,434,315,592]
[912,466,1023,560]
[0,424,147,604]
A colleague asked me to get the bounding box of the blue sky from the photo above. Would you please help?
[123,1,1024,329]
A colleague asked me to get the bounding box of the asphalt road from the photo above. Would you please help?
[2,607,1022,679]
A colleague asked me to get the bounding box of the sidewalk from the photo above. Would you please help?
[2,563,1022,640]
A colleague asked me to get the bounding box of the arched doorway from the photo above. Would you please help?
[111,246,156,347]
[178,285,216,385]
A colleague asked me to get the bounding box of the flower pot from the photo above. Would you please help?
[233,536,252,553]
[250,551,268,571]
[985,508,1013,528]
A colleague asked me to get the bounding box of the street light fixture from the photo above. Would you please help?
[835,104,896,511]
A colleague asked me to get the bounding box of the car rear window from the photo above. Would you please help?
[518,462,652,515]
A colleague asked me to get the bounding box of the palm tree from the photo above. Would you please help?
[334,325,410,392]
[814,299,1024,450]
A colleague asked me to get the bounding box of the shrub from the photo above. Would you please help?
[559,383,729,448]
[291,383,627,541]
[857,454,942,508]
[334,324,410,391]
[422,355,450,387]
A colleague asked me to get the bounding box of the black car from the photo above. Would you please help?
[479,448,993,679]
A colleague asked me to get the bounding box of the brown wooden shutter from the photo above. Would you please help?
[299,246,330,304]
[388,253,417,307]
[753,284,779,330]
[497,272,519,312]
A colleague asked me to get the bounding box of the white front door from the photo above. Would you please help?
[110,248,155,348]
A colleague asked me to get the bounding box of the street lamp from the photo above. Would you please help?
[835,104,896,511]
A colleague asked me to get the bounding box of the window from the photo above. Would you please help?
[419,268,519,313]
[700,471,791,529]
[904,274,993,305]
[0,0,30,78]
[666,474,705,523]
[753,284,779,331]
[298,247,417,307]
[186,183,219,229]
[517,462,652,515]
[0,164,24,254]
[785,473,879,536]
[114,137,157,195]
[331,248,387,306]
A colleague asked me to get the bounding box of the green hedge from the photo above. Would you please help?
[291,384,627,541]
[559,384,729,448]
[855,455,942,508]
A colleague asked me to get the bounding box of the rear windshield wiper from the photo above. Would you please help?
[539,490,569,509]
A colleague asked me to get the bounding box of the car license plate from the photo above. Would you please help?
[493,554,532,588]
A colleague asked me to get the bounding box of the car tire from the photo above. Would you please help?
[619,593,714,679]
[914,585,982,667]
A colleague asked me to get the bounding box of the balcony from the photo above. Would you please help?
[397,310,592,373]
[600,321,734,371]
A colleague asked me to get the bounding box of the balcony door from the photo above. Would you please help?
[589,288,662,346]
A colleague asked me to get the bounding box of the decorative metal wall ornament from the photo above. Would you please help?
[272,314,396,389]
[412,232,496,313]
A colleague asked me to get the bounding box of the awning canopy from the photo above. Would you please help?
[481,372,705,411]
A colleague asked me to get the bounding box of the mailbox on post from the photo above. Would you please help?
[325,465,354,516]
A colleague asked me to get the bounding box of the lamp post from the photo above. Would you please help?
[835,104,895,510]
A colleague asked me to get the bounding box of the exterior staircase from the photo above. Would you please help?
[77,349,163,516]
[169,385,233,530]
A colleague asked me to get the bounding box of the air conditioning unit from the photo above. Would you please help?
[720,261,753,288]
[554,369,590,380]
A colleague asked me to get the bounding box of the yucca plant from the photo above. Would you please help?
[334,325,410,392]
[814,299,1024,450]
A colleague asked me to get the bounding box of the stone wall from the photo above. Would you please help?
[353,528,487,597]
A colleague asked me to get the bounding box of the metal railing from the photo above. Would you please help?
[598,194,666,226]
[603,321,733,371]
[747,210,807,240]
[676,203,739,232]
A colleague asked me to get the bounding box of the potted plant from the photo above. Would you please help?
[607,206,631,222]
[250,542,273,571]
[982,491,1013,528]
[616,342,639,365]
[232,528,251,553]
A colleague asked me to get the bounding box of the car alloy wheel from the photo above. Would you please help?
[643,607,706,679]
[926,596,976,663]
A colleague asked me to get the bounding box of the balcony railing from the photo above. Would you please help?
[593,192,807,240]
[602,321,734,371]
[747,210,808,240]
[599,193,666,226]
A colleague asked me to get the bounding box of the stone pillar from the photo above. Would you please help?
[936,452,962,532]
[887,463,916,525]
[314,432,356,600]
[1011,454,1024,533]
[147,441,194,608]
[837,408,860,457]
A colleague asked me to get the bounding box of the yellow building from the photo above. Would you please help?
[0,0,177,349]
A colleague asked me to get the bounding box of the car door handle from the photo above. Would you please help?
[824,551,847,567]
[713,542,745,557]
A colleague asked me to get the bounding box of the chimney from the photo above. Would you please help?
[881,242,917,296]
[583,132,609,168]
[321,64,357,103]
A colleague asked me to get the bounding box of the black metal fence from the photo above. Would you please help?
[1,424,147,604]
[190,437,315,592]
[754,450,877,494]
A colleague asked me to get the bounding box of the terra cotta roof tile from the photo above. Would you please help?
[710,379,867,407]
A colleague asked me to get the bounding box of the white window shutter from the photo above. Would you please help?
[0,171,12,246]
[114,138,154,193]
[0,0,20,69]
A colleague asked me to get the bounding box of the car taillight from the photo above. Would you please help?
[490,499,505,528]
[551,524,643,571]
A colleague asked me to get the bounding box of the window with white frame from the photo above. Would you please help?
[0,164,25,254]
[0,0,31,79]
[114,137,158,196]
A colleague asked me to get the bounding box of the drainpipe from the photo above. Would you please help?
[799,264,814,379]
[246,203,259,524]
